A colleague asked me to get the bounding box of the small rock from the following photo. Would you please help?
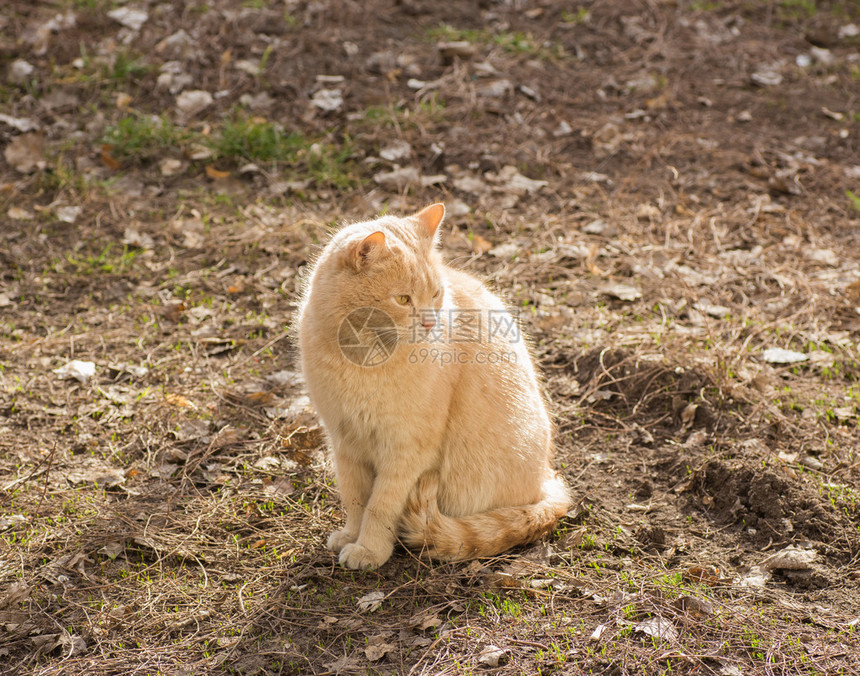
[838,24,859,39]
[239,92,274,110]
[553,120,573,137]
[155,29,194,58]
[122,228,155,249]
[176,90,213,117]
[7,206,34,220]
[311,88,343,112]
[476,79,512,98]
[234,59,261,76]
[379,140,411,162]
[582,219,607,234]
[107,7,148,31]
[810,46,834,65]
[693,300,731,318]
[636,204,661,221]
[55,205,81,223]
[54,360,96,383]
[159,158,185,177]
[751,68,783,87]
[0,113,39,132]
[800,455,824,472]
[486,165,547,195]
[438,40,477,62]
[373,166,420,188]
[8,59,35,85]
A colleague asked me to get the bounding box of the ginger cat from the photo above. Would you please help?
[297,204,570,570]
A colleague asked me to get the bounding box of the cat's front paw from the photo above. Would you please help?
[338,542,390,570]
[327,529,358,553]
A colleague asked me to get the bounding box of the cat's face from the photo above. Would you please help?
[311,204,448,346]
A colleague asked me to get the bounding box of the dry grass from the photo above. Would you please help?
[2,0,859,673]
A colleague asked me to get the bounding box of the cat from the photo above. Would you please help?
[296,203,570,570]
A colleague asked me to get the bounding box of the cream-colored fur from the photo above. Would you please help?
[297,204,570,570]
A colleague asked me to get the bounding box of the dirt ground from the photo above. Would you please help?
[1,0,860,674]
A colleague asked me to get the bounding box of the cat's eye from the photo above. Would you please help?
[395,294,411,305]
[432,289,442,299]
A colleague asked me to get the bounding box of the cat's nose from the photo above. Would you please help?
[422,317,436,332]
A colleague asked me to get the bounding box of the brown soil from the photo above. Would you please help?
[1,0,859,674]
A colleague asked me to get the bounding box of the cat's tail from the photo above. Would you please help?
[400,471,570,560]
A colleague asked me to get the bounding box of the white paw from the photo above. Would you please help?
[327,529,358,553]
[338,542,390,570]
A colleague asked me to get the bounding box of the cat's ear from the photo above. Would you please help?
[348,230,386,270]
[414,203,446,238]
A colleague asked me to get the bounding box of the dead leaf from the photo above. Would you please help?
[205,165,231,180]
[477,645,506,667]
[560,527,586,549]
[684,565,721,585]
[161,301,186,322]
[164,392,194,408]
[100,144,121,170]
[66,464,125,488]
[357,590,385,612]
[364,635,395,662]
[486,165,547,195]
[590,622,610,641]
[634,615,678,642]
[680,402,698,428]
[1,581,31,608]
[601,281,642,302]
[673,595,714,617]
[4,133,45,173]
[471,234,493,255]
[122,228,154,249]
[0,515,27,531]
[262,476,294,497]
[99,540,125,560]
[694,301,730,318]
[409,611,442,632]
[323,656,363,673]
[761,545,817,571]
[738,565,770,588]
